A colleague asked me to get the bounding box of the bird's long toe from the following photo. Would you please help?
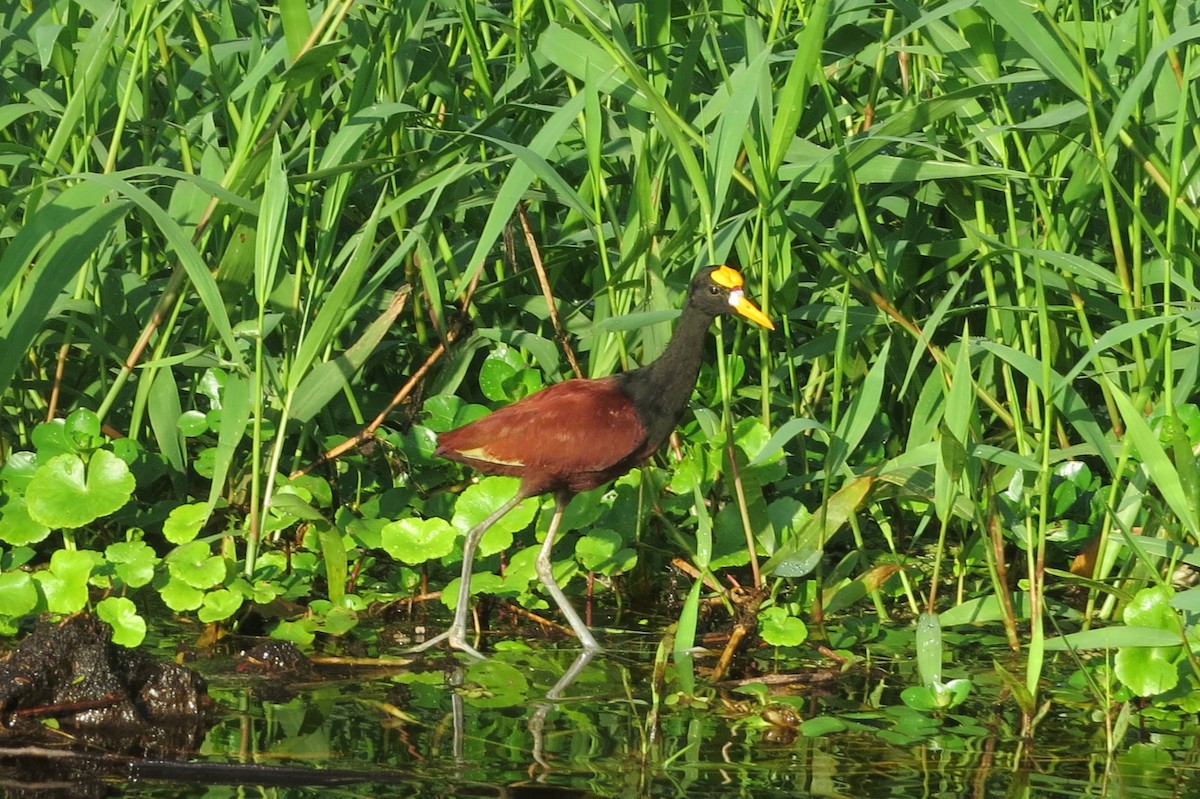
[404,627,486,660]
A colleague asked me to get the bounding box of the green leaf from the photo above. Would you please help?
[759,606,809,647]
[915,612,944,688]
[0,182,130,398]
[290,286,413,423]
[105,539,159,588]
[1114,643,1181,697]
[992,660,1036,715]
[176,410,209,438]
[163,502,208,544]
[166,541,227,589]
[464,659,530,709]
[762,476,872,577]
[768,0,829,174]
[536,23,647,110]
[1044,626,1182,650]
[451,477,537,556]
[456,92,589,294]
[706,50,768,217]
[382,517,457,565]
[34,549,96,613]
[445,572,504,611]
[96,596,146,647]
[575,528,637,575]
[313,605,359,635]
[205,373,250,519]
[198,589,244,623]
[148,368,186,476]
[977,0,1085,98]
[1111,389,1198,532]
[800,716,847,737]
[0,491,51,546]
[86,172,246,367]
[278,0,312,61]
[0,571,38,617]
[1122,585,1178,630]
[25,450,136,528]
[900,685,938,712]
[64,408,103,451]
[158,576,205,612]
[270,619,316,646]
[478,348,524,403]
[1110,587,1183,697]
[31,419,74,459]
[314,521,347,604]
[0,451,39,490]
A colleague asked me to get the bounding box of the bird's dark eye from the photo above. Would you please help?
[708,285,720,296]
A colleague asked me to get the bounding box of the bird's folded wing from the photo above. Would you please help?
[436,377,647,475]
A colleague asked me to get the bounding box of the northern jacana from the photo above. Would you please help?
[413,265,773,658]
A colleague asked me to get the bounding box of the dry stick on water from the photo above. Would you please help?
[517,203,583,379]
[710,625,750,683]
[499,599,573,636]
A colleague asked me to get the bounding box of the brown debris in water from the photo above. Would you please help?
[0,614,212,757]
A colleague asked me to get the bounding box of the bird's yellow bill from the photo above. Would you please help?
[730,290,774,330]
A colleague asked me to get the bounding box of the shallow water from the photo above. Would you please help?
[5,626,1200,798]
[89,630,1200,799]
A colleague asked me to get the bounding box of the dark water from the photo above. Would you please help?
[5,629,1200,798]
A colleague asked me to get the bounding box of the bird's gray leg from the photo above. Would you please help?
[534,493,602,653]
[407,492,528,659]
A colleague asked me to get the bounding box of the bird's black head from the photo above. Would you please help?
[687,265,774,329]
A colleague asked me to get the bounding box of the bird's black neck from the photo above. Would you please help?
[615,302,717,449]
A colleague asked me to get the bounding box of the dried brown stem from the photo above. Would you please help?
[517,203,583,379]
[670,556,727,596]
[709,624,748,683]
[725,442,762,589]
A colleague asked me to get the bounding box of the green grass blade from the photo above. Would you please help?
[0,182,128,397]
[457,92,588,293]
[768,0,828,175]
[977,0,1085,98]
[1111,387,1198,534]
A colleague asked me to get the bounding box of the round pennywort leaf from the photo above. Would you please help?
[34,549,97,613]
[199,588,243,623]
[452,478,536,552]
[26,450,136,528]
[105,539,159,588]
[0,493,51,546]
[96,596,146,647]
[759,606,809,647]
[158,576,204,611]
[163,502,208,544]
[64,408,103,451]
[0,571,38,617]
[166,540,227,588]
[177,410,209,438]
[382,517,456,565]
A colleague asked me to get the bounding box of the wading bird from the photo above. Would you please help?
[413,265,773,658]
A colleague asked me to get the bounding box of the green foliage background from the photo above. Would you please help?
[2,0,1200,714]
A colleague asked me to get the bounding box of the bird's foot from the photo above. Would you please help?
[404,628,486,660]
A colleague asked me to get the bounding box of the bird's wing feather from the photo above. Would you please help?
[436,378,646,476]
